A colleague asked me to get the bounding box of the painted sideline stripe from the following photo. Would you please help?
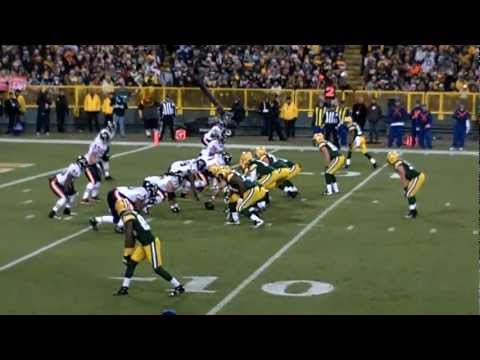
[0,227,91,272]
[0,138,477,156]
[0,144,154,190]
[206,163,388,315]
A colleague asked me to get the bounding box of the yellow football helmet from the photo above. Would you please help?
[216,166,232,180]
[240,151,253,169]
[386,151,400,165]
[115,198,133,216]
[208,165,221,176]
[255,146,267,159]
[313,133,325,144]
[343,116,353,124]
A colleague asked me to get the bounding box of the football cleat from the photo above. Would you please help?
[89,217,98,230]
[91,196,101,202]
[170,204,181,213]
[344,164,350,169]
[404,209,418,219]
[105,176,113,181]
[63,208,71,215]
[372,162,378,169]
[225,220,240,225]
[252,219,265,229]
[168,285,185,297]
[288,191,299,198]
[322,190,334,196]
[80,199,90,205]
[48,210,56,218]
[204,200,215,210]
[114,286,129,296]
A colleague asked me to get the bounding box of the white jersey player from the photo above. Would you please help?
[48,156,88,219]
[89,185,151,233]
[167,158,207,200]
[143,175,183,213]
[81,129,110,204]
[98,122,116,180]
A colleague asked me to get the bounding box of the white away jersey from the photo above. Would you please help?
[116,186,148,202]
[144,175,181,193]
[55,163,82,185]
[169,159,198,178]
[85,138,108,164]
[202,124,224,144]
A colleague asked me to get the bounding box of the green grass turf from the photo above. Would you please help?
[0,141,477,314]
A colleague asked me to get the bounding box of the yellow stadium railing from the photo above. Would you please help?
[6,86,479,120]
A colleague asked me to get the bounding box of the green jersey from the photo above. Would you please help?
[123,211,155,246]
[395,160,420,181]
[249,159,274,177]
[271,158,295,169]
[319,141,339,158]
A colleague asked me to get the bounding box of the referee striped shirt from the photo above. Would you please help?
[314,105,326,127]
[323,109,340,125]
[161,100,176,117]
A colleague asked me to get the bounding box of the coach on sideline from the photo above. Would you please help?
[159,95,176,141]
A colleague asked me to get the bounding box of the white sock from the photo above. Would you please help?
[117,219,124,228]
[91,183,101,198]
[291,186,298,192]
[409,203,416,210]
[103,161,110,177]
[332,183,339,193]
[122,277,131,288]
[249,213,261,222]
[95,215,114,224]
[66,193,77,208]
[326,184,333,194]
[170,278,180,288]
[53,197,67,212]
[283,186,290,193]
[346,158,351,166]
[370,158,376,164]
[232,212,240,222]
[257,201,266,210]
[83,183,95,200]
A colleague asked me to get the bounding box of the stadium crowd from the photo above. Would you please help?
[0,45,349,90]
[362,45,479,92]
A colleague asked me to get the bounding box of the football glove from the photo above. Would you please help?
[170,204,181,213]
[204,200,215,210]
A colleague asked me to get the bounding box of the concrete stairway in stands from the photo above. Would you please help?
[344,45,364,90]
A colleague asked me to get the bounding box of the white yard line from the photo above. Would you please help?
[206,163,388,315]
[0,227,91,272]
[0,138,477,156]
[0,144,154,190]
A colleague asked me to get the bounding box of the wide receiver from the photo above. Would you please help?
[313,133,346,195]
[343,116,377,169]
[210,165,267,228]
[113,198,185,297]
[48,155,88,219]
[386,151,426,219]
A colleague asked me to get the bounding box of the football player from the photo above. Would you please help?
[201,119,232,146]
[48,155,88,219]
[240,151,290,194]
[386,151,426,219]
[99,121,116,180]
[210,165,267,228]
[167,158,206,202]
[343,116,377,169]
[81,129,110,204]
[143,174,182,214]
[89,184,152,233]
[313,133,346,195]
[113,198,185,297]
[255,146,302,198]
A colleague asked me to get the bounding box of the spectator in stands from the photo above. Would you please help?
[55,89,69,133]
[417,104,433,149]
[112,92,128,137]
[409,99,422,147]
[102,91,114,127]
[366,97,383,144]
[231,97,245,127]
[387,99,408,148]
[4,91,19,135]
[268,95,286,141]
[280,96,298,139]
[258,96,270,136]
[450,103,471,151]
[138,90,159,137]
[36,88,51,136]
[352,96,367,130]
[83,89,101,133]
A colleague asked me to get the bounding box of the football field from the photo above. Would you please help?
[0,138,477,315]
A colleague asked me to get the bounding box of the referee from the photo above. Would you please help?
[313,97,326,134]
[323,103,340,148]
[160,95,176,141]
